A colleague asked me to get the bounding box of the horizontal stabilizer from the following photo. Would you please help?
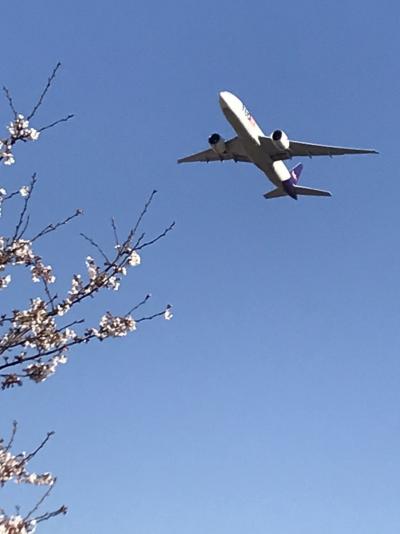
[264,185,332,199]
[263,187,286,199]
[293,185,332,197]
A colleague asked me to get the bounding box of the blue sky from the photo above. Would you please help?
[1,1,399,533]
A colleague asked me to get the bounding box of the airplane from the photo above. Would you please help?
[177,91,378,200]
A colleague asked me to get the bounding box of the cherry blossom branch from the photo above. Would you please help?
[0,63,72,167]
[0,423,65,532]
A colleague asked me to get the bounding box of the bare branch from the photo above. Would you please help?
[38,113,74,133]
[129,189,157,242]
[126,293,151,316]
[5,420,17,452]
[12,174,37,241]
[2,86,17,118]
[136,309,168,323]
[31,208,83,242]
[27,62,62,121]
[24,431,54,464]
[34,504,68,524]
[24,479,56,521]
[80,232,110,265]
[135,221,175,250]
[111,217,120,247]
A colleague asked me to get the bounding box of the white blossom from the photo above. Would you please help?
[2,153,15,166]
[128,250,141,266]
[19,186,29,198]
[0,274,11,289]
[107,275,120,291]
[29,128,40,141]
[164,305,173,321]
[56,300,71,316]
[31,261,55,284]
[85,256,98,280]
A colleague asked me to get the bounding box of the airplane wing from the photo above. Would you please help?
[259,136,378,161]
[178,136,250,163]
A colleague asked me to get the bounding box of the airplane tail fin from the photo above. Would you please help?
[290,163,303,184]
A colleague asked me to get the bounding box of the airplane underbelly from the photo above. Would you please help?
[240,139,283,187]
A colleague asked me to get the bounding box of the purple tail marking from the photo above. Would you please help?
[290,163,303,184]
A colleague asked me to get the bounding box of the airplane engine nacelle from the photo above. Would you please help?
[208,133,226,154]
[271,129,290,151]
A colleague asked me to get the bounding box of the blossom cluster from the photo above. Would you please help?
[0,229,172,388]
[0,441,54,488]
[0,115,39,166]
[0,426,58,534]
[91,312,136,339]
[0,515,36,534]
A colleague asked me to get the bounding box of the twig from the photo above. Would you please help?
[5,420,17,452]
[24,431,54,463]
[126,294,151,316]
[129,189,157,242]
[2,86,17,118]
[111,217,119,247]
[27,62,61,121]
[4,190,21,202]
[80,233,110,265]
[34,504,67,524]
[135,221,175,250]
[24,480,56,521]
[136,310,166,323]
[31,209,83,242]
[39,114,74,133]
[12,174,37,241]
[42,279,55,313]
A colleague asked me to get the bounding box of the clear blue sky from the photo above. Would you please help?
[1,1,399,533]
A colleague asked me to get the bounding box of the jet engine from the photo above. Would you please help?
[271,129,290,151]
[208,133,226,155]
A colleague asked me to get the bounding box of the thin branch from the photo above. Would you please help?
[111,217,119,247]
[24,480,56,521]
[42,279,55,313]
[5,420,17,452]
[136,310,166,323]
[38,114,74,133]
[2,86,17,118]
[129,189,157,242]
[18,214,30,240]
[80,233,110,265]
[24,431,54,463]
[135,221,175,250]
[34,504,67,524]
[4,190,21,202]
[12,174,37,241]
[31,209,83,242]
[126,294,151,316]
[27,62,61,121]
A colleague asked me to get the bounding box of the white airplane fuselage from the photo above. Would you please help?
[219,91,291,188]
